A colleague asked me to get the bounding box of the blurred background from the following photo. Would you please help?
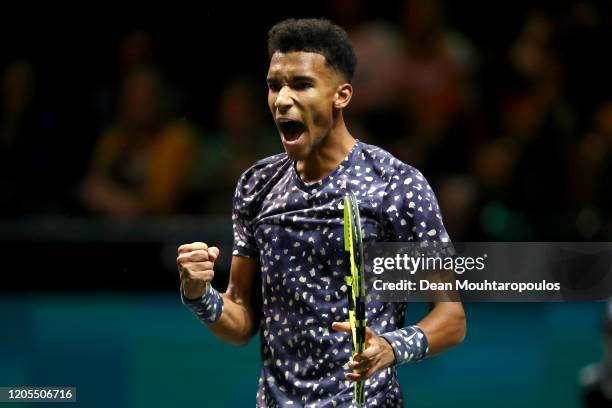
[1,1,611,406]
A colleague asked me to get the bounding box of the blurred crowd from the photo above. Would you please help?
[1,0,612,242]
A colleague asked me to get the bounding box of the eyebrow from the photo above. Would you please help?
[266,75,316,84]
[291,75,316,83]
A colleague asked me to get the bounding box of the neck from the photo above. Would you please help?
[296,112,355,183]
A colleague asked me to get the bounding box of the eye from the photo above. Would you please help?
[267,82,281,92]
[293,81,311,90]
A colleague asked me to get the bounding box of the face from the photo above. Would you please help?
[267,51,345,160]
[120,70,161,127]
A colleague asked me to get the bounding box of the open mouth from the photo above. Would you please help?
[278,119,306,143]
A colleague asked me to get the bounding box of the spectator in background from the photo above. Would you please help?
[184,77,277,215]
[468,136,532,240]
[91,30,187,134]
[0,60,35,151]
[392,0,481,182]
[454,12,576,241]
[571,101,612,239]
[92,30,155,128]
[80,66,198,218]
[330,0,405,143]
[496,13,574,239]
[0,59,55,216]
[0,60,35,214]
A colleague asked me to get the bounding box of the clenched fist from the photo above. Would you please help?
[177,242,220,300]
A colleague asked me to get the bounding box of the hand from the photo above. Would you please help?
[331,321,396,381]
[177,242,220,300]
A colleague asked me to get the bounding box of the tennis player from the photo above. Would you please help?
[178,18,466,407]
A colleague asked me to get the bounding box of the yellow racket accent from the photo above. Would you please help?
[344,192,366,407]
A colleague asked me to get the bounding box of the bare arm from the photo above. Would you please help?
[206,255,258,346]
[333,301,466,381]
[417,301,466,356]
[178,242,258,346]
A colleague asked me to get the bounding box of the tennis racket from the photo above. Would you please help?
[343,191,366,407]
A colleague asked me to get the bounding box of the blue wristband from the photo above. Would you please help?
[181,284,224,323]
[380,325,429,365]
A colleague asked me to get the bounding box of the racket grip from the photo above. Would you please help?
[355,379,365,406]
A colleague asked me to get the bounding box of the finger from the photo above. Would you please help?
[186,250,210,262]
[208,247,220,261]
[178,242,208,254]
[348,357,370,371]
[346,372,362,381]
[345,370,372,381]
[356,344,379,361]
[188,261,215,272]
[181,263,214,275]
[178,265,188,279]
[176,254,192,266]
[177,251,209,265]
[331,321,351,333]
[364,326,377,340]
[185,269,214,282]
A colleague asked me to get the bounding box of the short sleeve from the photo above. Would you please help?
[230,153,290,260]
[231,172,259,259]
[381,166,451,246]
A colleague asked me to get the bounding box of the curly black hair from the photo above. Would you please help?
[267,18,357,82]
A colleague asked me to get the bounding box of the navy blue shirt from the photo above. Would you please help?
[232,140,450,407]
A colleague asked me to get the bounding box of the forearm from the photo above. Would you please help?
[208,292,256,346]
[182,285,256,346]
[379,301,465,366]
[416,301,466,356]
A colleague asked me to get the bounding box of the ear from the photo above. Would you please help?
[333,82,353,109]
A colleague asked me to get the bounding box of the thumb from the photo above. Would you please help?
[208,247,220,262]
[332,321,352,333]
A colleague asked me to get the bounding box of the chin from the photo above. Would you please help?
[282,143,311,161]
[284,149,307,161]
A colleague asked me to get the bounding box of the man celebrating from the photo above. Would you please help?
[178,18,466,407]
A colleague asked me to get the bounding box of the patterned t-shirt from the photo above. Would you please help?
[232,140,450,407]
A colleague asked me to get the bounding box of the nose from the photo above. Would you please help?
[274,85,293,112]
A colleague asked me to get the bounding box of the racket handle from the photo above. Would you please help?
[355,379,365,406]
